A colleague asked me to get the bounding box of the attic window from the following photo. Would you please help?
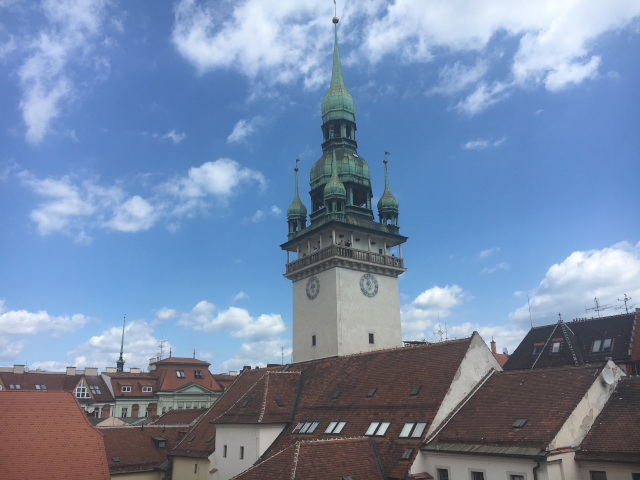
[206,435,215,443]
[176,370,185,378]
[512,418,528,428]
[112,457,120,462]
[401,448,414,460]
[121,385,132,393]
[332,390,341,399]
[410,385,421,396]
[241,399,249,408]
[592,338,612,353]
[194,370,203,379]
[366,388,377,397]
[399,421,428,438]
[532,343,544,355]
[294,421,320,434]
[89,385,101,394]
[325,421,347,434]
[365,421,391,436]
[551,340,562,354]
[8,384,21,390]
[188,435,196,442]
[35,384,47,390]
[275,398,285,407]
[342,477,354,480]
[142,386,152,393]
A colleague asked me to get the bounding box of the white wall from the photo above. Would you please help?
[419,451,536,480]
[213,423,286,480]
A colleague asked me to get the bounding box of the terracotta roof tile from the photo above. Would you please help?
[429,365,600,449]
[102,426,185,474]
[152,408,207,426]
[0,391,110,479]
[576,376,640,462]
[232,437,385,480]
[0,371,113,402]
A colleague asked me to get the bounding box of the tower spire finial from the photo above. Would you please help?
[116,315,126,372]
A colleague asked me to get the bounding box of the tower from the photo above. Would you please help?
[116,316,126,372]
[281,16,407,363]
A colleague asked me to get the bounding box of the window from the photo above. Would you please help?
[188,435,196,442]
[401,448,414,460]
[75,380,90,398]
[325,421,347,434]
[121,407,128,417]
[510,475,525,480]
[9,384,21,390]
[590,472,607,480]
[239,446,244,460]
[312,335,317,346]
[365,421,391,436]
[592,338,612,353]
[89,385,101,394]
[223,445,227,458]
[551,341,562,353]
[369,333,375,344]
[512,418,528,428]
[275,398,285,407]
[35,384,47,390]
[332,390,341,399]
[206,435,215,443]
[293,421,320,434]
[471,471,485,480]
[366,388,377,397]
[410,385,421,396]
[121,385,132,393]
[194,464,198,474]
[632,474,640,480]
[437,469,450,480]
[194,370,203,379]
[399,422,428,438]
[142,386,152,393]
[241,398,249,408]
[176,370,185,378]
[532,343,544,355]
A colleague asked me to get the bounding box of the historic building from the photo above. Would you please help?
[281,15,407,363]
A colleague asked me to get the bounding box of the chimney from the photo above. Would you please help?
[490,340,497,355]
[66,366,76,376]
[85,367,98,376]
[105,367,117,373]
[13,365,25,374]
[129,368,141,374]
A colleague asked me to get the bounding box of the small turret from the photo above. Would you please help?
[377,155,399,232]
[287,161,308,240]
[323,150,346,220]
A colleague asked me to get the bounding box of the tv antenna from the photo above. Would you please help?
[157,331,167,361]
[617,294,635,314]
[434,322,444,342]
[585,297,612,318]
[527,294,533,329]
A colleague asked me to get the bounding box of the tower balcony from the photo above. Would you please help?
[284,244,405,280]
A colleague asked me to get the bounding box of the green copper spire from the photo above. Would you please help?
[321,17,355,124]
[377,156,399,230]
[287,162,307,239]
[324,149,347,201]
[116,315,125,372]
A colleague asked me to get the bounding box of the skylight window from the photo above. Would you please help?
[401,448,414,460]
[176,370,185,378]
[324,421,347,434]
[365,421,391,436]
[410,385,421,396]
[399,421,428,438]
[294,421,320,434]
[332,390,341,399]
[366,388,377,397]
[89,385,101,394]
[9,384,21,390]
[241,398,249,408]
[112,457,120,462]
[512,418,528,428]
[35,384,47,390]
[188,435,196,442]
[206,435,215,443]
[592,338,612,353]
[275,398,285,407]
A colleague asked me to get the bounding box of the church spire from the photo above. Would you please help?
[321,15,355,125]
[116,315,126,372]
[377,153,400,231]
[287,159,307,240]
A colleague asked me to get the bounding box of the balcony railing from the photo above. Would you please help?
[285,244,404,274]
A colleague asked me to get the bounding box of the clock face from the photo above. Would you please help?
[360,273,378,297]
[306,276,320,300]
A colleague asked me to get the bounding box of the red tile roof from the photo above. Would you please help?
[152,408,207,426]
[151,359,223,392]
[0,391,110,479]
[102,426,186,474]
[0,371,113,402]
[232,437,385,480]
[493,353,509,367]
[153,356,210,366]
[427,365,601,449]
[576,376,640,463]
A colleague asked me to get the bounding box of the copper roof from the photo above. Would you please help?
[0,391,110,479]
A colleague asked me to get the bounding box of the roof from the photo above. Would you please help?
[576,376,640,463]
[493,353,509,367]
[426,365,602,451]
[504,312,638,370]
[0,391,110,479]
[212,373,236,391]
[105,371,157,398]
[151,408,207,426]
[102,426,185,474]
[232,437,384,480]
[0,370,113,402]
[151,359,222,392]
[152,356,210,366]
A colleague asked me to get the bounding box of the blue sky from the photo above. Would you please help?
[1,0,639,373]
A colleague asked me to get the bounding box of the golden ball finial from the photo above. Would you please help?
[294,166,299,172]
[332,16,339,24]
[383,158,388,164]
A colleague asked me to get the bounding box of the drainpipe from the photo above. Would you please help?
[533,457,543,480]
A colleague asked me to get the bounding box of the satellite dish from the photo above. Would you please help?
[601,369,614,386]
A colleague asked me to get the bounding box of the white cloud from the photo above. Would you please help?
[0,337,27,361]
[455,81,512,116]
[482,262,509,274]
[106,195,156,232]
[0,300,91,336]
[463,136,506,150]
[15,0,115,143]
[154,307,178,321]
[401,284,470,340]
[163,130,187,143]
[178,300,286,341]
[228,119,256,143]
[478,247,500,259]
[270,205,282,216]
[509,241,640,326]
[233,291,248,302]
[431,60,489,95]
[221,339,291,371]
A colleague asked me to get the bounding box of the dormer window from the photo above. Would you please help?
[551,340,562,354]
[121,385,132,393]
[194,370,203,379]
[75,380,90,398]
[176,370,185,378]
[532,343,544,355]
[142,386,152,393]
[592,338,612,353]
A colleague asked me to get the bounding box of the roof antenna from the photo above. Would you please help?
[586,297,612,318]
[333,0,337,17]
[527,294,533,329]
[193,348,196,359]
[116,315,126,372]
[617,294,634,314]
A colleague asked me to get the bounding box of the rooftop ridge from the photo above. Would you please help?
[571,311,635,323]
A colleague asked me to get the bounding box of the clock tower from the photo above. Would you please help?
[281,16,407,363]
